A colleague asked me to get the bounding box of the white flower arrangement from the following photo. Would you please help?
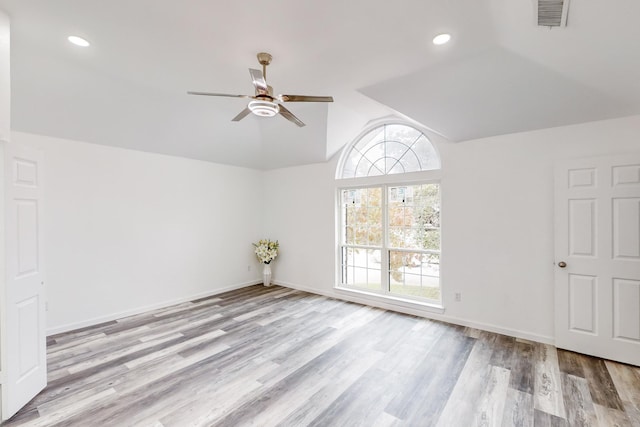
[253,239,279,264]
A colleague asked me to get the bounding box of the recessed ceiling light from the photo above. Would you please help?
[68,36,90,47]
[432,33,451,45]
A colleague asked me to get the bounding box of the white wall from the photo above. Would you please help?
[14,132,264,334]
[11,114,640,340]
[264,115,640,343]
[0,10,9,143]
[262,162,337,292]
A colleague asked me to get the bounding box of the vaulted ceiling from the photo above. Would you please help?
[1,0,639,169]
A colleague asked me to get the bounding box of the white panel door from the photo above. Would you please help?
[555,153,640,366]
[2,142,46,420]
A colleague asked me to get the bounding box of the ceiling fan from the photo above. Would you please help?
[187,52,333,127]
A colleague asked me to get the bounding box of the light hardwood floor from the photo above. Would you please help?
[4,285,640,426]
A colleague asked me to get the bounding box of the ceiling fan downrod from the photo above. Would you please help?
[257,52,272,81]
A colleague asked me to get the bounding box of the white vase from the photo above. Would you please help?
[263,263,272,287]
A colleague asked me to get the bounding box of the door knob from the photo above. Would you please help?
[558,261,567,268]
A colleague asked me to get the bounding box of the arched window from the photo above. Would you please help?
[340,123,440,178]
[336,122,442,306]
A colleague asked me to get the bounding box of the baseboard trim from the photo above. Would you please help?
[49,278,555,345]
[47,280,262,336]
[275,280,555,346]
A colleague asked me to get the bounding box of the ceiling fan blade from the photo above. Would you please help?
[187,91,252,98]
[278,104,305,127]
[249,68,268,94]
[231,107,252,122]
[278,95,334,103]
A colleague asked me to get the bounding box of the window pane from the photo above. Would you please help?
[388,226,403,248]
[341,247,382,291]
[395,151,421,175]
[389,251,440,301]
[385,124,422,145]
[384,141,410,174]
[355,127,385,154]
[355,156,379,177]
[412,135,441,170]
[366,187,381,207]
[420,229,440,250]
[341,156,356,179]
[388,205,404,226]
[362,142,386,169]
[368,224,382,246]
[341,188,383,246]
[388,184,440,250]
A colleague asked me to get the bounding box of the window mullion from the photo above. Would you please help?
[381,184,390,293]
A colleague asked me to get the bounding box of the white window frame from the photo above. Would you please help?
[335,121,443,312]
[335,171,443,308]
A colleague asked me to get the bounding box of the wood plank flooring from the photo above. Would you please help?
[4,285,640,426]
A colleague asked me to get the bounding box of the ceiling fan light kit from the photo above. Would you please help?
[188,52,333,127]
[248,100,280,117]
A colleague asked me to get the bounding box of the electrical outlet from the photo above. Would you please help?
[455,292,462,302]
[247,265,251,272]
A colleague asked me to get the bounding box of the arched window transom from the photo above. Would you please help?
[340,124,440,179]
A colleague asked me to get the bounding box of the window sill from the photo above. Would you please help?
[334,285,445,315]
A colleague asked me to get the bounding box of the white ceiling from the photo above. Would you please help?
[1,0,639,169]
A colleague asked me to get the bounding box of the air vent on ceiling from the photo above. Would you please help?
[536,0,570,27]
